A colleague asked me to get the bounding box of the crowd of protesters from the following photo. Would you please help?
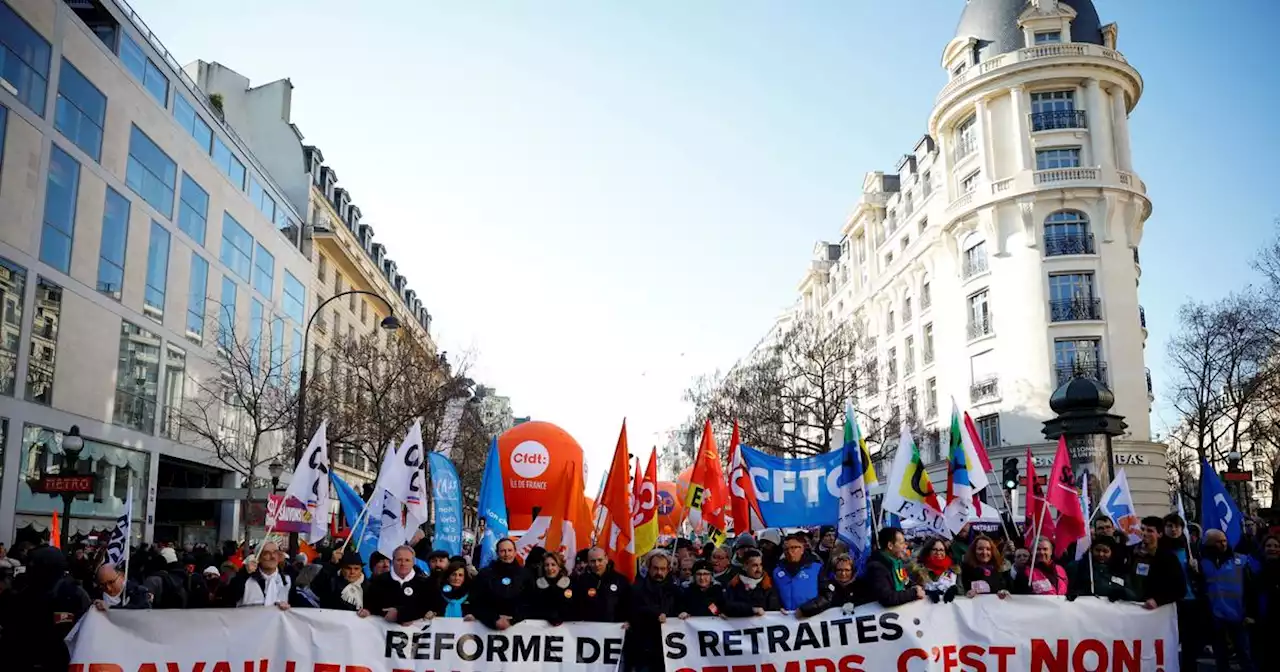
[1,515,1277,672]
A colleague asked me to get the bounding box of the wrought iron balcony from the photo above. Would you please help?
[1133,247,1140,264]
[962,255,989,279]
[1049,297,1102,322]
[1044,232,1095,256]
[923,348,934,365]
[1140,305,1147,329]
[1056,361,1109,387]
[970,377,999,403]
[1030,109,1087,132]
[1146,367,1154,401]
[967,314,994,340]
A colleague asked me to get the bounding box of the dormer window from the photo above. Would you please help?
[1034,31,1062,44]
[349,205,362,228]
[322,168,337,202]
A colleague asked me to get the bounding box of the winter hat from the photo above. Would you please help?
[757,529,782,547]
[203,566,220,577]
[733,533,756,550]
[158,547,179,564]
[691,560,713,575]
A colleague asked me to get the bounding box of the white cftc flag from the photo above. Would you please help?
[105,484,133,568]
[281,420,331,541]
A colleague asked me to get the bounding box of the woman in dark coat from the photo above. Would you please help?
[432,560,475,619]
[799,553,859,617]
[960,535,1013,598]
[524,551,574,624]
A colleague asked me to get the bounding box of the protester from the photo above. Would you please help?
[433,559,474,619]
[723,549,780,616]
[1010,547,1031,580]
[426,550,450,581]
[1015,539,1068,596]
[710,546,737,585]
[798,553,858,617]
[369,551,391,576]
[675,555,695,587]
[677,561,724,618]
[572,547,630,622]
[757,529,782,573]
[772,533,823,611]
[0,546,91,672]
[916,537,960,603]
[1200,529,1257,672]
[857,527,924,607]
[732,533,757,566]
[471,538,525,630]
[90,563,151,610]
[143,546,191,609]
[325,553,366,611]
[1068,537,1130,601]
[949,523,971,566]
[361,545,432,623]
[961,535,1011,598]
[1126,516,1186,609]
[1255,535,1280,667]
[1162,513,1205,672]
[526,550,574,624]
[815,526,839,565]
[230,542,292,609]
[629,551,680,672]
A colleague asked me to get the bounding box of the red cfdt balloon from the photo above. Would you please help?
[497,421,586,531]
[656,480,685,534]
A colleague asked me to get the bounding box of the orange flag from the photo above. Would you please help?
[684,419,728,545]
[600,421,636,579]
[299,538,320,563]
[50,511,61,548]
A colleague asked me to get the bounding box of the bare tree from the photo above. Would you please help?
[176,317,300,508]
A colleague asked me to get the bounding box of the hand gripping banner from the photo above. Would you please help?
[661,598,1177,672]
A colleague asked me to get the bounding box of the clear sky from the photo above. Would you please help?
[130,0,1280,491]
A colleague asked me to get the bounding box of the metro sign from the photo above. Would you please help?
[34,475,96,494]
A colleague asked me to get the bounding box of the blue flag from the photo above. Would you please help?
[477,439,509,568]
[329,471,428,575]
[1199,459,1243,548]
[739,444,842,527]
[836,428,873,576]
[428,452,463,556]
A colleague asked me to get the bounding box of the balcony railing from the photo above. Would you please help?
[937,43,1128,104]
[1140,305,1147,329]
[1049,297,1103,322]
[1034,167,1101,185]
[962,255,989,279]
[1146,367,1154,401]
[970,377,1000,403]
[923,348,934,365]
[1133,247,1140,264]
[904,358,915,376]
[1044,232,1095,256]
[1056,361,1109,387]
[967,314,994,340]
[1030,109,1088,132]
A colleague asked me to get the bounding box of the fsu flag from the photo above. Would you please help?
[599,421,636,580]
[727,421,763,533]
[684,419,728,545]
[883,426,946,534]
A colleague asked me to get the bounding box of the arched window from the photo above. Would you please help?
[1044,210,1092,256]
[961,234,987,279]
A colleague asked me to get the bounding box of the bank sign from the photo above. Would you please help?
[1030,453,1151,469]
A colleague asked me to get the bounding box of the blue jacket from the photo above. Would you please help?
[772,556,823,610]
[1200,553,1255,623]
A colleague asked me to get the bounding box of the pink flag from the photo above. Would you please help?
[1046,437,1086,552]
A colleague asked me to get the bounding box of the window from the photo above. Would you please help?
[967,290,992,339]
[334,272,344,295]
[974,414,1000,449]
[0,104,7,172]
[1036,147,1081,170]
[922,280,932,309]
[923,323,934,363]
[903,296,912,323]
[904,336,915,375]
[24,277,60,405]
[118,33,167,104]
[97,188,129,300]
[1029,90,1084,131]
[886,310,895,335]
[1044,210,1093,256]
[289,328,303,387]
[886,347,897,385]
[315,293,327,334]
[1049,273,1100,321]
[922,171,932,198]
[1055,338,1104,385]
[187,253,208,344]
[0,2,50,114]
[348,290,356,312]
[1031,90,1074,115]
[143,220,169,322]
[925,378,938,417]
[283,271,305,325]
[961,170,981,194]
[1034,31,1062,44]
[249,299,264,373]
[919,217,928,234]
[39,146,80,273]
[173,93,212,152]
[884,251,893,266]
[360,299,368,325]
[161,344,186,439]
[901,235,910,251]
[218,276,237,347]
[126,126,176,218]
[212,137,245,189]
[317,255,328,282]
[269,317,285,380]
[177,173,208,245]
[54,60,106,161]
[248,176,276,222]
[962,238,988,279]
[220,213,252,281]
[114,320,160,432]
[252,242,274,297]
[0,255,26,396]
[954,114,977,160]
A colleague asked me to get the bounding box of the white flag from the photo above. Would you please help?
[1099,469,1143,546]
[368,441,407,559]
[883,425,948,535]
[281,420,330,541]
[105,485,133,567]
[435,398,469,460]
[381,420,428,538]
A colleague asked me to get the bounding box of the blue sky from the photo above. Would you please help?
[131,0,1280,489]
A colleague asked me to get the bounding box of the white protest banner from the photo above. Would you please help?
[68,608,625,672]
[662,598,1176,672]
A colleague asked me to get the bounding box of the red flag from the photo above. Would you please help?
[50,511,61,549]
[684,419,728,545]
[599,421,636,579]
[1046,437,1086,551]
[632,448,659,556]
[962,411,994,516]
[1023,446,1056,549]
[727,420,763,533]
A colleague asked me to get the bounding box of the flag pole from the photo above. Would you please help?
[1030,497,1050,557]
[338,496,374,553]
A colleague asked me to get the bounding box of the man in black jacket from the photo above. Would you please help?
[572,547,630,622]
[89,563,151,610]
[1128,516,1186,610]
[856,527,924,608]
[360,546,434,623]
[629,552,680,672]
[723,549,780,616]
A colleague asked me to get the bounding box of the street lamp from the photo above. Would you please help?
[268,459,285,493]
[59,425,85,548]
[1041,378,1128,509]
[290,290,400,549]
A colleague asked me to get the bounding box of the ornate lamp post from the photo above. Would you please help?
[56,425,86,548]
[1041,378,1128,508]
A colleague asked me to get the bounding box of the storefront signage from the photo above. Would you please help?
[1031,453,1150,468]
[34,475,97,494]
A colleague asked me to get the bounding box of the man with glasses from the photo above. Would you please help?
[772,533,824,611]
[90,563,152,611]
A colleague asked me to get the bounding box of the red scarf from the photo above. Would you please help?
[923,555,953,576]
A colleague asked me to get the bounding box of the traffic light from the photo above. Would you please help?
[1002,457,1019,491]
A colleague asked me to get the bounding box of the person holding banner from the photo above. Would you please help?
[360,546,433,624]
[431,559,475,619]
[1067,537,1131,601]
[324,553,366,611]
[1015,539,1069,596]
[772,533,823,611]
[797,553,858,617]
[723,549,780,616]
[915,538,960,603]
[1125,516,1187,611]
[471,537,526,630]
[230,542,292,609]
[960,535,1012,599]
[572,547,630,623]
[677,560,725,618]
[90,563,151,611]
[856,527,924,608]
[525,551,574,625]
[629,551,680,672]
